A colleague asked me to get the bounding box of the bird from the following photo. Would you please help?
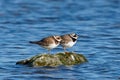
[29,35,62,54]
[60,33,78,52]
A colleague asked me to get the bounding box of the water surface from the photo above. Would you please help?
[0,0,120,80]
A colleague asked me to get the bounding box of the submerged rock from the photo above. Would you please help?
[16,52,87,67]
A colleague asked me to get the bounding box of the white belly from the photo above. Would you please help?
[62,41,76,48]
[42,43,59,50]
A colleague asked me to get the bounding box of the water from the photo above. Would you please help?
[0,0,120,80]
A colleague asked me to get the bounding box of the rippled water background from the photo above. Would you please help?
[0,0,120,80]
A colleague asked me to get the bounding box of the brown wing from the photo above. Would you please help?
[40,36,54,46]
[61,35,72,44]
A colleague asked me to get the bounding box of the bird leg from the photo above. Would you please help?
[63,47,69,54]
[48,49,51,54]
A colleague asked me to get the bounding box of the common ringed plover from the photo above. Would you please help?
[60,33,78,52]
[29,35,62,53]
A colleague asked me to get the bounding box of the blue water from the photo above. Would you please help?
[0,0,120,80]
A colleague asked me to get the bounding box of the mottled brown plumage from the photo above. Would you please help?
[60,33,78,52]
[29,35,62,53]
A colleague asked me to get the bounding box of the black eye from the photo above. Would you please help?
[57,37,60,39]
[73,34,77,37]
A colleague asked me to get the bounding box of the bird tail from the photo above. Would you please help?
[29,41,39,44]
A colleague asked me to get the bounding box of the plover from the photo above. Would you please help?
[29,35,62,53]
[60,33,78,52]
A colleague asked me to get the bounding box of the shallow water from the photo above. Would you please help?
[0,0,120,80]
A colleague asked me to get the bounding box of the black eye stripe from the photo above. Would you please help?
[73,34,77,37]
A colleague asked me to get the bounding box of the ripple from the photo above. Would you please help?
[0,0,120,80]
